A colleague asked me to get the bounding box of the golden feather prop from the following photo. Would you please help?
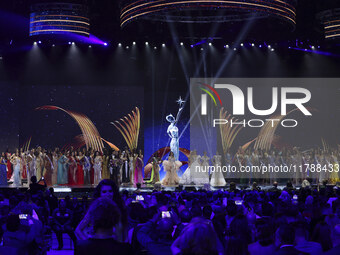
[219,107,243,155]
[111,107,140,152]
[36,105,105,152]
[254,108,298,151]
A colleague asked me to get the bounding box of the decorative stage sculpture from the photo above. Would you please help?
[166,97,185,161]
[111,107,141,152]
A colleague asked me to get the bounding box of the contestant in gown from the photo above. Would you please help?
[191,151,209,185]
[102,151,110,180]
[134,152,144,185]
[162,152,182,186]
[129,154,135,185]
[201,151,210,177]
[93,152,103,185]
[35,151,43,181]
[76,151,85,185]
[57,152,68,184]
[180,151,193,184]
[0,153,8,185]
[68,152,77,185]
[44,152,53,186]
[83,153,91,185]
[52,151,58,185]
[145,156,161,184]
[210,152,226,186]
[11,152,22,186]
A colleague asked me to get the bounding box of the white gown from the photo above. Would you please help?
[210,155,226,186]
[12,157,22,186]
[191,155,209,185]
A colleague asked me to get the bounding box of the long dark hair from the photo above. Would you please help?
[93,179,127,224]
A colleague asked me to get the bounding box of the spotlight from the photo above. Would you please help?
[259,45,262,48]
[162,43,165,47]
[133,42,136,45]
[180,42,183,46]
[225,44,229,48]
[268,45,271,48]
[288,46,291,49]
[52,44,55,47]
[72,42,75,45]
[126,46,129,49]
[118,43,122,47]
[200,48,203,51]
[318,46,320,48]
[68,42,71,45]
[89,45,92,48]
[38,40,42,44]
[311,46,315,49]
[209,42,212,46]
[103,42,108,46]
[251,43,255,47]
[271,48,275,51]
[304,49,307,51]
[33,42,37,45]
[233,48,237,51]
[154,46,157,49]
[240,43,244,47]
[145,42,148,45]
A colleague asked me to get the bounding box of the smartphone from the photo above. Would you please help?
[235,200,243,206]
[19,214,28,220]
[136,195,144,201]
[162,211,171,218]
[223,197,228,206]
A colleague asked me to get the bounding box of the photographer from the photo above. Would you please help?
[28,176,47,195]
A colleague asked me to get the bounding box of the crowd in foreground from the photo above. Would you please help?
[0,178,339,255]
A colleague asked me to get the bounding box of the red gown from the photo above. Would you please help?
[76,158,84,185]
[6,154,12,180]
[68,156,77,185]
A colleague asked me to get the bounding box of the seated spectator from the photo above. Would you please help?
[311,221,333,252]
[2,214,39,255]
[51,199,77,250]
[75,197,132,255]
[274,224,308,255]
[173,209,192,239]
[324,224,340,255]
[294,221,322,255]
[137,211,174,255]
[172,218,221,255]
[203,205,213,220]
[248,219,276,255]
[28,176,46,195]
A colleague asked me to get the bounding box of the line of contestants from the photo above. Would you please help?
[0,147,145,187]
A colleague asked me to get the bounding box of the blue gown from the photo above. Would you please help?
[0,159,7,185]
[57,155,68,184]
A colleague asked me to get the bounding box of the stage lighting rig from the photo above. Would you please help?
[29,1,90,37]
[120,0,297,31]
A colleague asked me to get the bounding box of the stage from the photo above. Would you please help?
[0,182,332,199]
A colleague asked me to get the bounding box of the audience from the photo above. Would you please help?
[0,180,339,255]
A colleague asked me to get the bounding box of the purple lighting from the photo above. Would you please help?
[289,47,340,57]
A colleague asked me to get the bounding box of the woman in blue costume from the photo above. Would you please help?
[57,151,69,184]
[0,152,8,185]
